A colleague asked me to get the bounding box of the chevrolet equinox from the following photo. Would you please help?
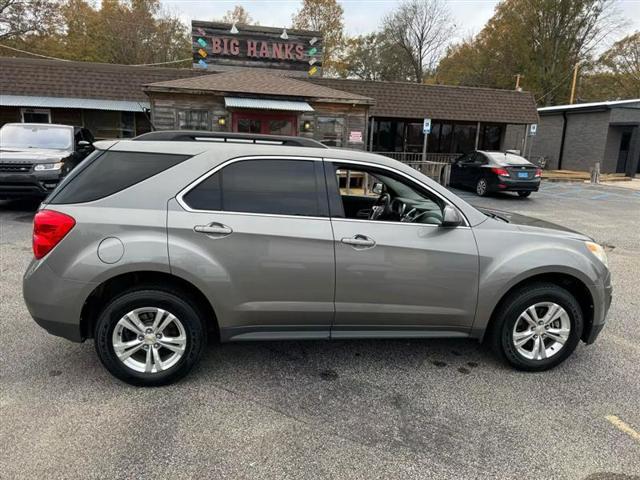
[23,132,612,386]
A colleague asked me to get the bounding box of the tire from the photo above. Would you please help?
[488,282,583,371]
[476,178,489,196]
[517,191,531,198]
[94,288,206,386]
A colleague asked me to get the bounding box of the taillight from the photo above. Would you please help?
[33,210,75,259]
[535,168,542,177]
[491,167,510,177]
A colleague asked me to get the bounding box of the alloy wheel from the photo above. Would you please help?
[112,307,187,374]
[476,179,487,196]
[512,302,571,361]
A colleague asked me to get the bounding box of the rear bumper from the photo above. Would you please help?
[23,260,93,342]
[0,172,61,197]
[490,176,540,192]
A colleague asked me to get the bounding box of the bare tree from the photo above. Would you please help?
[221,5,255,25]
[383,0,455,83]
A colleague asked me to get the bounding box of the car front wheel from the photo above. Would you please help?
[489,282,583,371]
[94,288,206,386]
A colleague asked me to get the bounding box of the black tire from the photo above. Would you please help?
[94,288,206,386]
[488,282,583,371]
[476,178,489,196]
[518,191,532,198]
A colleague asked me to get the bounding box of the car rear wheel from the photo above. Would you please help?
[94,288,206,386]
[476,178,489,196]
[518,191,531,198]
[489,282,583,371]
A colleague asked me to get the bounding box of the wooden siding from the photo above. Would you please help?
[148,92,369,150]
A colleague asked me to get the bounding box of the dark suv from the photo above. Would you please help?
[0,123,94,198]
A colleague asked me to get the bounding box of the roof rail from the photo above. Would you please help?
[133,131,328,148]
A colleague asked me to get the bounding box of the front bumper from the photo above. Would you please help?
[0,171,61,197]
[584,269,613,344]
[23,260,94,342]
[489,176,540,192]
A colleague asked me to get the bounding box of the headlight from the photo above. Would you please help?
[34,162,64,171]
[585,241,608,267]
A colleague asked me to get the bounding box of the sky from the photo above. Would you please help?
[161,0,640,48]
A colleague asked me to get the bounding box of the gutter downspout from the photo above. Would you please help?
[558,112,568,170]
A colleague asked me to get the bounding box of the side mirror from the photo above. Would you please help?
[371,182,383,195]
[77,140,92,151]
[440,205,463,227]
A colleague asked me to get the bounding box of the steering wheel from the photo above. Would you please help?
[369,193,392,220]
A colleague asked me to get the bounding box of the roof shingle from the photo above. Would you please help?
[145,70,373,103]
[0,57,205,102]
[308,78,539,124]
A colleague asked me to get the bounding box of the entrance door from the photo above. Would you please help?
[616,131,632,173]
[232,112,297,136]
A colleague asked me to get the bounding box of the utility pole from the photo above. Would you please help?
[569,63,579,104]
[514,73,523,91]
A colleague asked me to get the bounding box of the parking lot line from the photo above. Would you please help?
[605,415,640,443]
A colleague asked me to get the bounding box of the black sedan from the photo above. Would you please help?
[449,150,541,197]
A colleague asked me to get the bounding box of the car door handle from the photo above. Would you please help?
[194,223,233,236]
[340,235,376,248]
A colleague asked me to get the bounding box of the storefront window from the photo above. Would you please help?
[269,119,294,135]
[317,116,345,147]
[480,124,503,150]
[451,123,477,154]
[83,110,136,139]
[177,109,210,130]
[237,118,261,133]
[405,123,423,152]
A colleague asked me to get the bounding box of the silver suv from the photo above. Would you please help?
[23,132,612,386]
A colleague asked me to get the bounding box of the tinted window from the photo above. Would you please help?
[49,151,190,204]
[183,159,324,217]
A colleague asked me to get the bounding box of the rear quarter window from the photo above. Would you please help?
[48,151,191,204]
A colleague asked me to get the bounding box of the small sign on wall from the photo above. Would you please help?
[529,123,537,136]
[349,131,363,143]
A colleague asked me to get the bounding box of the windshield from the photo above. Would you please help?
[0,124,73,150]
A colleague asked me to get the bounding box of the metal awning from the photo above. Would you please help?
[0,95,149,112]
[224,97,314,112]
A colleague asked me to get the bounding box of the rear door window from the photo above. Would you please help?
[48,151,191,204]
[182,159,328,217]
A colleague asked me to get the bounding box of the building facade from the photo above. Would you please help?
[531,100,640,176]
[1,56,538,162]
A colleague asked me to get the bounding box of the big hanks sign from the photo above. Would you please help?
[192,21,324,77]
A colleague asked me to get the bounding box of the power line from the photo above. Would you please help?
[535,68,578,103]
[0,44,72,61]
[0,44,192,67]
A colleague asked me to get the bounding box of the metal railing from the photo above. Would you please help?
[373,151,456,186]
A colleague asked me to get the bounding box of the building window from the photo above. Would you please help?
[480,124,503,150]
[83,110,136,140]
[317,116,345,147]
[451,123,478,154]
[21,108,51,123]
[177,109,210,130]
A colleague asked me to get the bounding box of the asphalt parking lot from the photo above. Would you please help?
[1,181,639,480]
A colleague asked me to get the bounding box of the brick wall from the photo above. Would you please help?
[530,114,565,169]
[562,111,610,171]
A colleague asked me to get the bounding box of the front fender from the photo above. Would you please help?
[470,224,602,338]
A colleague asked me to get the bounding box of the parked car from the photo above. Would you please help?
[23,132,612,386]
[450,150,541,197]
[0,123,94,199]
